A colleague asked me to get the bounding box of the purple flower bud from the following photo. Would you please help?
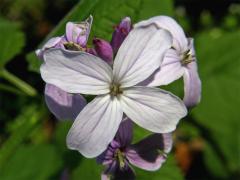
[93,38,113,64]
[111,17,132,54]
[86,47,98,56]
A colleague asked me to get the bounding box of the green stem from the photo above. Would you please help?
[0,83,24,95]
[0,68,37,96]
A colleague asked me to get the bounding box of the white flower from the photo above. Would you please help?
[40,23,187,158]
[136,16,201,107]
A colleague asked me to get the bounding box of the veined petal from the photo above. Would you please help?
[119,87,187,133]
[44,84,86,120]
[126,133,173,171]
[183,62,201,108]
[40,48,112,95]
[147,49,185,87]
[35,37,62,60]
[66,95,123,158]
[115,118,133,147]
[135,16,188,52]
[113,26,172,87]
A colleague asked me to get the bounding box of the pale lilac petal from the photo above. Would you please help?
[183,61,201,108]
[119,87,187,133]
[126,149,166,171]
[115,118,133,147]
[134,15,188,52]
[162,133,173,153]
[146,49,185,87]
[44,84,86,120]
[65,15,92,46]
[101,173,110,180]
[113,26,172,88]
[111,17,132,54]
[93,38,113,64]
[40,48,112,95]
[66,95,123,158]
[126,133,172,171]
[35,37,62,60]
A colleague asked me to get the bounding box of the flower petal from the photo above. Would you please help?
[40,48,112,95]
[65,15,93,46]
[101,173,110,180]
[113,26,172,87]
[162,133,173,153]
[44,84,86,120]
[183,62,201,108]
[119,86,187,133]
[112,164,135,180]
[127,150,166,171]
[146,49,185,87]
[35,37,62,60]
[125,133,173,171]
[135,15,188,52]
[66,95,123,158]
[115,118,133,147]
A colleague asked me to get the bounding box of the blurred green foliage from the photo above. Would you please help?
[0,0,240,179]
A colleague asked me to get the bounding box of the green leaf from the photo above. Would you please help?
[203,142,228,178]
[136,155,184,180]
[0,104,47,168]
[27,0,173,73]
[0,144,62,180]
[192,29,240,176]
[0,19,25,67]
[71,159,102,180]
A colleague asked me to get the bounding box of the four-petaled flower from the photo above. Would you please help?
[40,19,187,158]
[137,16,201,108]
[97,119,173,180]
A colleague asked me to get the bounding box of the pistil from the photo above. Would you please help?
[181,49,194,65]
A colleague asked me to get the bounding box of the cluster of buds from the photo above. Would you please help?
[36,15,201,179]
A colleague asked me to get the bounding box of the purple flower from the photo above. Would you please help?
[91,17,132,64]
[97,119,173,180]
[136,16,201,108]
[36,16,93,120]
[111,17,132,54]
[93,38,113,64]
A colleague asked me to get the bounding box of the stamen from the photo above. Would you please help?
[181,49,194,65]
[110,84,122,96]
[115,149,125,169]
[64,42,85,51]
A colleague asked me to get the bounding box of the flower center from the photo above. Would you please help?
[110,84,122,96]
[114,149,126,169]
[64,42,85,51]
[180,49,194,65]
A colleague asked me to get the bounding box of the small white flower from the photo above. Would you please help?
[40,23,187,158]
[136,16,201,107]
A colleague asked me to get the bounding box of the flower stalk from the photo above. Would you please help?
[0,68,37,96]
